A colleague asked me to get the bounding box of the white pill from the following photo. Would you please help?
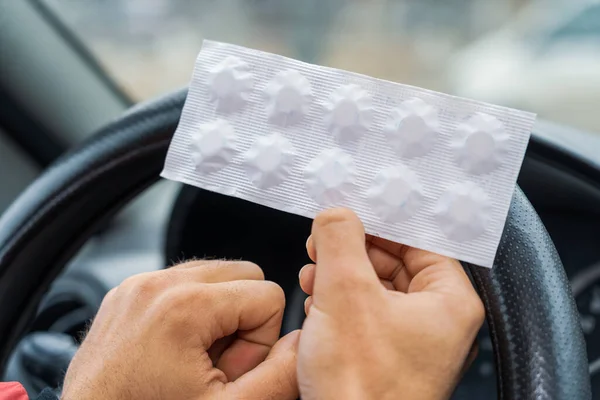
[435,182,491,241]
[367,165,424,223]
[206,56,253,112]
[264,70,312,126]
[384,98,439,158]
[324,84,373,143]
[451,113,510,174]
[305,149,357,205]
[190,119,237,174]
[244,133,295,189]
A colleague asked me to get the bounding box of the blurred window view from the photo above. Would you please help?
[42,0,600,134]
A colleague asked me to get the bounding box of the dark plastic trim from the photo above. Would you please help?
[29,0,132,108]
[0,86,66,166]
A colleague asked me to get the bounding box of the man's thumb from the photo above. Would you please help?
[224,330,300,400]
[311,208,379,298]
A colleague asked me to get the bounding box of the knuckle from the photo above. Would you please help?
[120,272,167,298]
[463,294,485,325]
[102,287,118,303]
[153,285,211,326]
[151,295,186,329]
[93,288,118,320]
[159,292,188,314]
[135,277,161,295]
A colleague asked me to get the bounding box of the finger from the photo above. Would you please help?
[306,236,316,263]
[205,280,285,378]
[320,233,457,291]
[304,296,312,315]
[367,235,407,258]
[301,262,395,296]
[171,260,264,283]
[311,208,380,300]
[315,233,408,292]
[368,238,453,278]
[366,245,412,292]
[368,237,471,295]
[224,330,300,400]
[207,335,236,365]
[404,251,471,295]
[216,336,272,381]
[298,264,315,294]
[380,279,395,290]
[310,234,403,266]
[116,261,263,303]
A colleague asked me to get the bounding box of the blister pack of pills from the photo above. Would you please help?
[161,40,537,268]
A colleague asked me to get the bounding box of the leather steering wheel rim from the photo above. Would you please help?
[0,89,591,399]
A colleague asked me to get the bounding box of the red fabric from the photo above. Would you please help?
[0,383,29,400]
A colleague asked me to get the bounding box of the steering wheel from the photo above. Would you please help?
[0,89,591,399]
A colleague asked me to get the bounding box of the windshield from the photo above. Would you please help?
[42,0,600,134]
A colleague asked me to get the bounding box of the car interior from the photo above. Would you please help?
[0,1,598,399]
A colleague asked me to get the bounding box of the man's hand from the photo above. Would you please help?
[297,208,485,400]
[62,261,299,400]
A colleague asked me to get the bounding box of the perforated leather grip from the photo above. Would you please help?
[0,89,591,398]
[467,188,590,399]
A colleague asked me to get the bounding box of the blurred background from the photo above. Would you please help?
[42,0,600,133]
[1,2,599,397]
[2,0,598,231]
